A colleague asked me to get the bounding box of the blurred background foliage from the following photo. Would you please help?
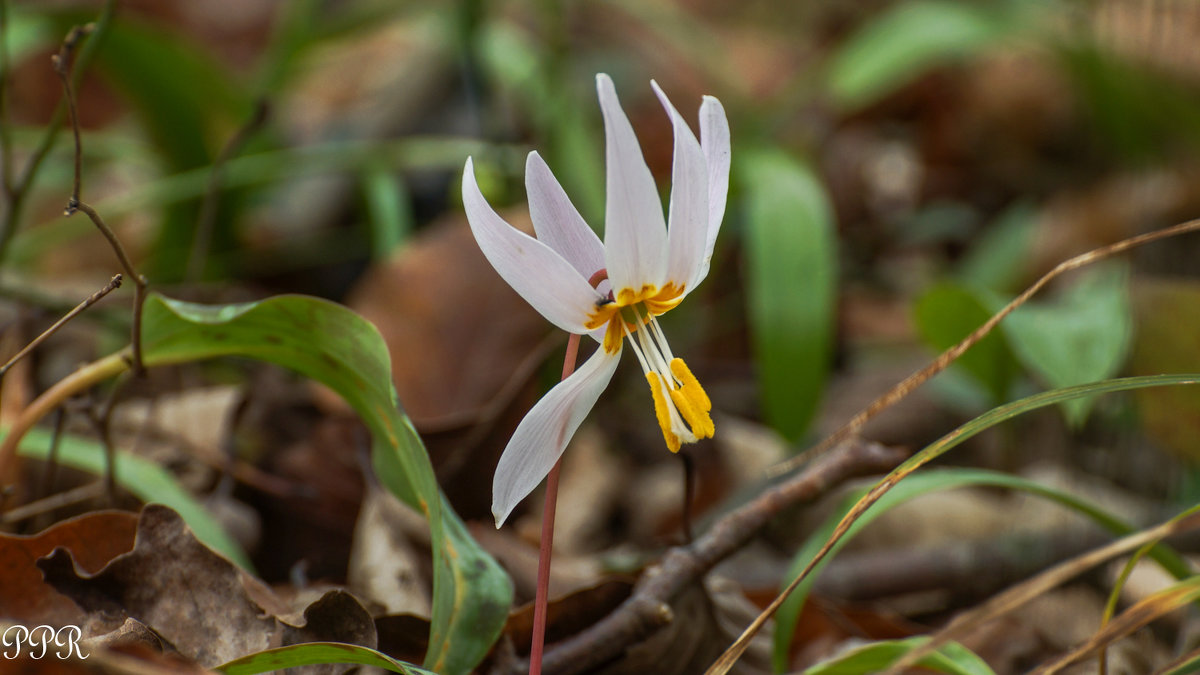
[5,0,1200,498]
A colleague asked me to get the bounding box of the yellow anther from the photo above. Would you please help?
[670,358,712,414]
[646,372,682,453]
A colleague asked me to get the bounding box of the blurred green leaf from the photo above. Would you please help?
[11,427,250,570]
[914,282,1017,404]
[95,18,252,281]
[999,263,1132,426]
[361,162,413,259]
[4,6,53,62]
[139,293,511,675]
[802,636,994,675]
[957,202,1037,293]
[740,149,837,442]
[827,0,1013,110]
[477,22,604,224]
[1061,45,1200,161]
[217,642,435,675]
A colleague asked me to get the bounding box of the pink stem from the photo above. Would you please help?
[530,269,606,675]
[529,332,580,675]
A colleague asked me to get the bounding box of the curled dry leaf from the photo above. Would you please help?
[0,509,137,625]
[37,504,377,673]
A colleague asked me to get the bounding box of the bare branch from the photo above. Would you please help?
[518,438,906,675]
[0,274,122,379]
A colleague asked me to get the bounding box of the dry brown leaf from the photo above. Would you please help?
[38,504,377,673]
[347,480,431,617]
[0,510,138,625]
[343,213,550,429]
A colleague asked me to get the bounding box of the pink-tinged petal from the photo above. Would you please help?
[492,347,621,526]
[696,95,731,287]
[596,74,667,296]
[651,81,709,295]
[463,158,602,333]
[526,152,606,281]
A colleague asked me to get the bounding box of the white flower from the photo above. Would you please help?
[463,73,730,527]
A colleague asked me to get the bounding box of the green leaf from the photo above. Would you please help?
[956,201,1037,294]
[216,642,436,675]
[771,375,1200,670]
[827,1,1013,110]
[139,293,511,675]
[10,426,250,570]
[361,161,414,260]
[802,636,994,675]
[914,282,1017,405]
[999,264,1132,426]
[740,149,837,442]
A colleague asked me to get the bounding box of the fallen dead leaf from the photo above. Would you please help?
[38,504,377,673]
[0,510,138,625]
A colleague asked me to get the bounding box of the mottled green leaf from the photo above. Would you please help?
[139,293,511,675]
[217,642,435,675]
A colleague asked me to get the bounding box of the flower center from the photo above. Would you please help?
[586,283,714,452]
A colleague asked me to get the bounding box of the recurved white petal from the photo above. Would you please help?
[463,158,602,334]
[696,95,731,287]
[596,73,667,296]
[492,347,621,526]
[526,152,606,282]
[651,81,709,296]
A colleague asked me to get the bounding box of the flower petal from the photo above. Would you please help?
[651,81,709,295]
[696,95,731,287]
[463,158,602,333]
[492,346,621,526]
[526,151,606,282]
[596,73,667,296]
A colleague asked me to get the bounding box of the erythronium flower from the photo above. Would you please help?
[463,73,730,527]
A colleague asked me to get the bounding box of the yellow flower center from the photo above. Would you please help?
[585,283,714,452]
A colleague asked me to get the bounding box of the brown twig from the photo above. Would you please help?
[49,22,147,373]
[73,202,146,372]
[0,0,114,264]
[518,437,905,675]
[770,217,1200,480]
[0,274,121,379]
[50,23,93,208]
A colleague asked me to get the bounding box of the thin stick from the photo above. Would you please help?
[36,406,67,500]
[522,437,904,675]
[71,202,146,372]
[50,24,93,208]
[770,217,1200,479]
[50,19,146,374]
[680,450,695,543]
[0,0,114,264]
[0,273,121,379]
